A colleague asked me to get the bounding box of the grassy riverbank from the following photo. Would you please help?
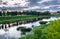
[0,11,60,24]
[0,15,50,24]
[0,15,37,23]
[20,20,60,39]
[0,14,59,24]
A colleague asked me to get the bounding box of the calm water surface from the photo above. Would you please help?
[0,17,59,39]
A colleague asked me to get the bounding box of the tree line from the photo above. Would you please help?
[0,11,51,16]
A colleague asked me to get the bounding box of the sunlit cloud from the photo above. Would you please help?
[23,6,40,10]
[41,6,51,9]
[0,0,60,11]
[1,0,30,7]
[37,0,52,4]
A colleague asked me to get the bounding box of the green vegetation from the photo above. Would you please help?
[20,20,60,39]
[0,10,60,39]
[0,15,51,24]
[0,11,51,16]
[0,15,39,23]
[0,11,52,24]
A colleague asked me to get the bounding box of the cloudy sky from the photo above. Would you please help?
[0,0,60,11]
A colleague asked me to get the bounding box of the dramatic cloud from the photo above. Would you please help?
[28,0,40,6]
[0,0,60,11]
[23,6,40,10]
[38,0,52,4]
[1,0,29,7]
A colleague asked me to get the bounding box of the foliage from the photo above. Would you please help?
[20,20,60,39]
[19,34,34,39]
[0,15,39,24]
[22,11,51,16]
[0,11,51,16]
[0,12,2,16]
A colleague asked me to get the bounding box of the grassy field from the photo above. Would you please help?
[0,15,41,24]
[0,13,59,24]
[0,12,59,24]
[20,20,60,39]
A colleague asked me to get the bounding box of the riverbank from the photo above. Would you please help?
[0,15,50,29]
[0,17,59,39]
[0,13,60,24]
[20,19,60,39]
[0,15,51,24]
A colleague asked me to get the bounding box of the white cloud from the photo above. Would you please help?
[22,5,60,10]
[56,5,60,8]
[1,0,29,7]
[58,7,60,8]
[40,5,60,9]
[41,6,51,9]
[38,0,52,4]
[23,6,40,10]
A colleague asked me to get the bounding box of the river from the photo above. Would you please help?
[0,17,60,39]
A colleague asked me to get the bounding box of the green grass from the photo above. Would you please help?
[0,15,51,24]
[0,15,40,23]
[51,13,60,17]
[20,20,60,39]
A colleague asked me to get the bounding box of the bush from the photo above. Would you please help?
[20,20,60,39]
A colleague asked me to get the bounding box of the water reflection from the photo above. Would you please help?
[0,20,40,39]
[0,17,59,39]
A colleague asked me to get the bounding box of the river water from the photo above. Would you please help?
[0,17,60,39]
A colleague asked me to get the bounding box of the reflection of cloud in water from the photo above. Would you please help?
[0,20,40,39]
[32,21,40,27]
[8,27,21,38]
[0,17,59,39]
[42,17,58,21]
[0,29,6,35]
[20,21,40,28]
[50,17,57,20]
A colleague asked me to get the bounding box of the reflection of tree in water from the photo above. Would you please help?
[17,27,32,36]
[2,33,18,39]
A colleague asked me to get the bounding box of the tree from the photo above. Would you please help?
[57,11,60,13]
[43,11,51,15]
[0,11,2,16]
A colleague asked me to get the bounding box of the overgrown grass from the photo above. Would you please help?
[20,20,60,39]
[0,15,38,23]
[0,15,51,24]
